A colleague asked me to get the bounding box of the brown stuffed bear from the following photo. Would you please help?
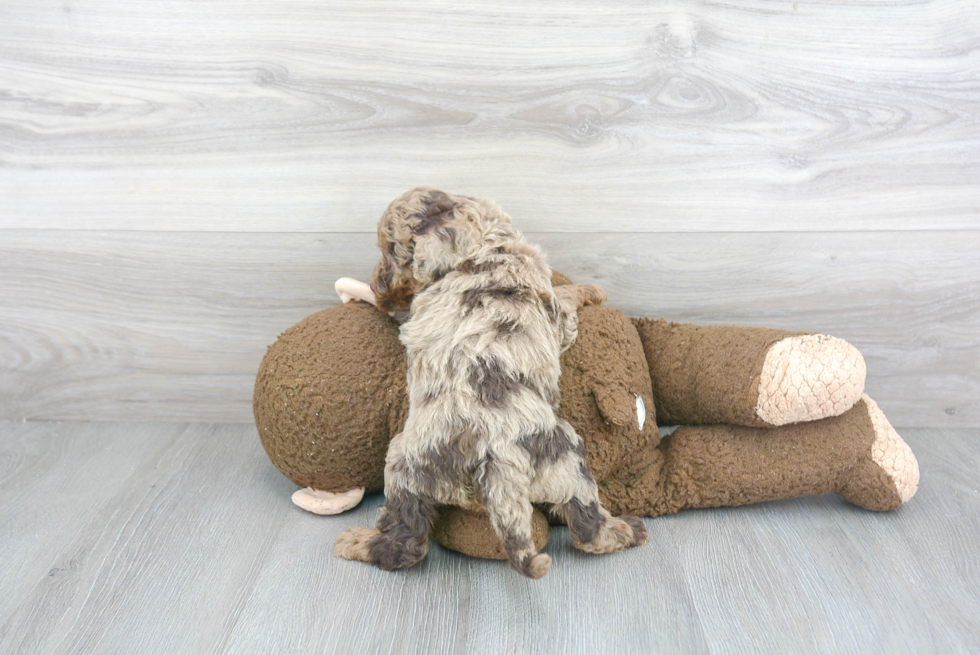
[254,274,918,560]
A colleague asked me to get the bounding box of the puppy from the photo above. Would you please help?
[335,187,647,578]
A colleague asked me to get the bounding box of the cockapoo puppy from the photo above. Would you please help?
[335,187,647,578]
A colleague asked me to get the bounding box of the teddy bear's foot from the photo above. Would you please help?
[839,395,919,511]
[430,506,551,560]
[756,334,867,426]
[291,486,365,515]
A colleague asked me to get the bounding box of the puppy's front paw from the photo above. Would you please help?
[621,515,649,547]
[335,527,379,561]
[578,284,607,307]
[574,515,646,554]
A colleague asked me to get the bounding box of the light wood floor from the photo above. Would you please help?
[1,420,977,654]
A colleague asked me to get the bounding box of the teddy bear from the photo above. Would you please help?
[253,273,919,560]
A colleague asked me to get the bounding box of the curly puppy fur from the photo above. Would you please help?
[335,187,648,578]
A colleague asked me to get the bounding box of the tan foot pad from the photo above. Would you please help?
[756,334,867,426]
[292,487,365,515]
[863,395,919,503]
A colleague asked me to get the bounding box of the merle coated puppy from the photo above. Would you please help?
[334,187,647,578]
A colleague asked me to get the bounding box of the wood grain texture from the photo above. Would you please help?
[666,426,980,654]
[0,421,174,621]
[1,0,979,232]
[1,1,978,425]
[0,422,294,655]
[0,421,977,654]
[2,229,977,426]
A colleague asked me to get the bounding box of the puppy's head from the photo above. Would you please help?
[371,187,493,313]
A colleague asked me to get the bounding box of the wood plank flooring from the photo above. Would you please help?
[1,421,977,654]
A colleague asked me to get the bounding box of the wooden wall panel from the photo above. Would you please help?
[2,230,976,426]
[1,0,978,425]
[1,1,978,232]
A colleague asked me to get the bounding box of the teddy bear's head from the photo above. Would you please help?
[254,301,409,495]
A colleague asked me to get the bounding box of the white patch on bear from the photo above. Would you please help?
[635,394,646,431]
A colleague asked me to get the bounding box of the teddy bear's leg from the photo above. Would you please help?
[530,420,648,554]
[631,319,866,428]
[430,505,551,560]
[642,395,918,515]
[838,395,919,510]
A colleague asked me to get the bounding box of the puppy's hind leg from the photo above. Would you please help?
[335,490,437,571]
[335,449,437,571]
[475,453,552,579]
[530,420,648,554]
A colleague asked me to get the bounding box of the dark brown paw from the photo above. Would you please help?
[368,531,430,571]
[574,515,635,554]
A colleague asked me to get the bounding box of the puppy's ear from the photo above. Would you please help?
[371,246,417,313]
[371,222,420,313]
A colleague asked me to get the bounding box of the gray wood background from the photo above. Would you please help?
[2,0,979,426]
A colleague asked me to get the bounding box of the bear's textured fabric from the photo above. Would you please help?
[254,302,409,494]
[431,506,550,560]
[253,288,916,559]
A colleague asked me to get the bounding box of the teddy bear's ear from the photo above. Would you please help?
[591,380,635,427]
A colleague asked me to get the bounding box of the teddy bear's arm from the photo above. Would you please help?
[550,283,607,353]
[291,487,366,515]
[631,319,866,428]
[335,277,377,305]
